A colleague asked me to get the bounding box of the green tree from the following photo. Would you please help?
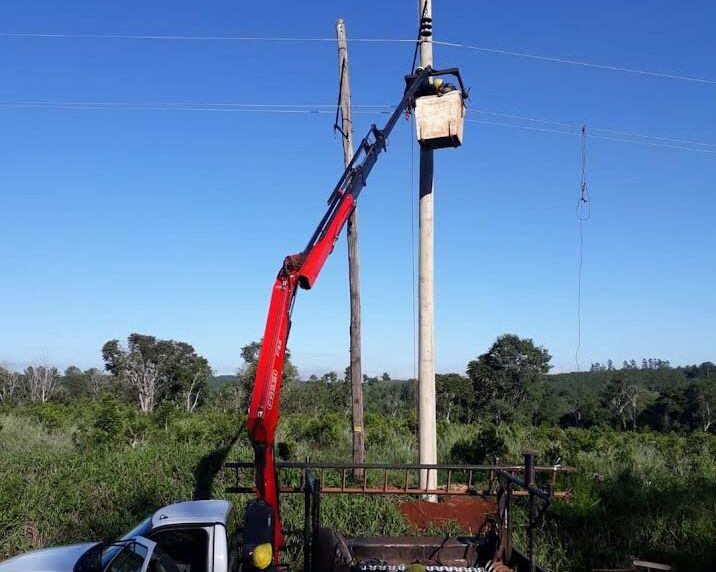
[0,363,19,404]
[320,371,339,383]
[640,387,687,432]
[600,378,654,430]
[158,340,212,412]
[684,380,715,432]
[60,366,90,399]
[436,373,475,423]
[467,334,551,428]
[102,333,212,413]
[24,364,58,403]
[238,339,299,409]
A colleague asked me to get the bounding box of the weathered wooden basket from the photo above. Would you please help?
[414,89,465,150]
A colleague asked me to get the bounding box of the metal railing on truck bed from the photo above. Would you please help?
[224,459,574,499]
[224,454,573,572]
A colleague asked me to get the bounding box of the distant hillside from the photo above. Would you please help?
[547,362,709,399]
[208,375,237,391]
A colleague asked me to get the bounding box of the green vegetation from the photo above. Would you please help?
[0,333,714,570]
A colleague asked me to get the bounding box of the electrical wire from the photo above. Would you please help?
[464,119,716,154]
[1,32,715,85]
[2,98,713,148]
[1,100,715,154]
[473,110,716,148]
[431,40,716,85]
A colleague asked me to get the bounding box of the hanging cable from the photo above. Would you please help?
[333,59,349,139]
[575,125,590,372]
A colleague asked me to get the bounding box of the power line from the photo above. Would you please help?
[475,110,716,148]
[432,40,716,86]
[0,100,393,109]
[465,119,716,154]
[7,98,713,150]
[1,31,715,85]
[0,32,413,44]
[1,100,714,154]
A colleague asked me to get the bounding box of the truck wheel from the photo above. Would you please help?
[313,527,350,572]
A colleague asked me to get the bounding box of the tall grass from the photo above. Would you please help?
[1,404,714,570]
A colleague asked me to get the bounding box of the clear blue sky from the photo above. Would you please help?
[1,1,715,377]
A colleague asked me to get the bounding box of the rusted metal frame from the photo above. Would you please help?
[293,486,567,496]
[225,460,574,472]
[224,483,570,497]
[494,470,552,503]
[224,460,571,497]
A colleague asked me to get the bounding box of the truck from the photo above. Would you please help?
[0,500,239,572]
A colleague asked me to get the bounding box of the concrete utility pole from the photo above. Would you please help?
[336,18,365,475]
[417,0,438,496]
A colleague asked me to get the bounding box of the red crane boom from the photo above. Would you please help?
[244,65,466,565]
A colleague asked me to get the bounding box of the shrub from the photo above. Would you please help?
[449,423,507,464]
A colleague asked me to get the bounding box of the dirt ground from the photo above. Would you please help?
[398,496,497,534]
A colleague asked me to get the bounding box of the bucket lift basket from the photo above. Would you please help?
[405,66,468,150]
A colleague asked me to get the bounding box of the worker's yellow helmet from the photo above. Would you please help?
[433,78,444,90]
[252,543,273,570]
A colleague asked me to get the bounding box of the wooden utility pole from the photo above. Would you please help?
[417,0,438,498]
[336,18,365,474]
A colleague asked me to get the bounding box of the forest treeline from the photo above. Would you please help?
[1,333,715,570]
[1,333,713,436]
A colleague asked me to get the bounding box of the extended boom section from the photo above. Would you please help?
[244,66,466,567]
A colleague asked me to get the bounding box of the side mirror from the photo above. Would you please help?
[74,536,163,572]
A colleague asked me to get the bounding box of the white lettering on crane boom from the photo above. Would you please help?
[267,369,278,410]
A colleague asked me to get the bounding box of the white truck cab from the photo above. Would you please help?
[0,500,238,572]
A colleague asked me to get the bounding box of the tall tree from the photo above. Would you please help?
[467,334,552,427]
[103,337,162,413]
[685,381,715,433]
[601,378,653,429]
[157,340,212,413]
[640,387,686,432]
[237,340,299,409]
[86,368,109,396]
[61,366,90,398]
[102,333,212,413]
[24,364,58,403]
[0,363,19,404]
[436,373,475,423]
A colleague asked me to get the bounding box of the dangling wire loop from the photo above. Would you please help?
[576,125,591,221]
[575,124,589,371]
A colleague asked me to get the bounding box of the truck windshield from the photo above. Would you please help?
[120,517,152,540]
